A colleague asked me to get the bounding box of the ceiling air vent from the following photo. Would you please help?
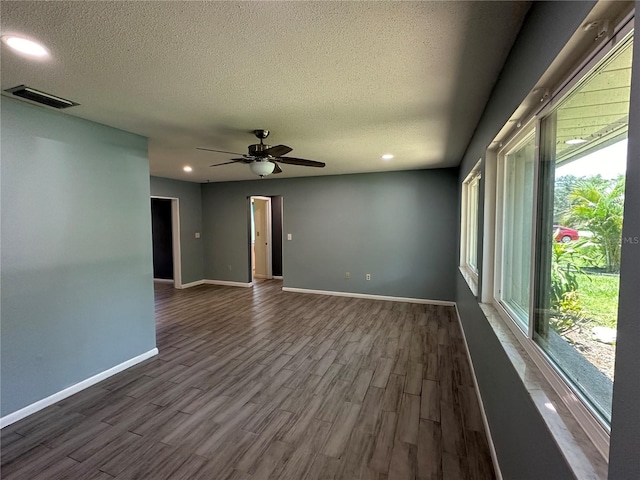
[4,85,79,109]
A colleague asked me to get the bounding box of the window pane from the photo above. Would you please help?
[534,34,633,424]
[501,134,535,330]
[467,176,480,273]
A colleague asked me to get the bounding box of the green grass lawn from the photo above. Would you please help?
[576,273,619,328]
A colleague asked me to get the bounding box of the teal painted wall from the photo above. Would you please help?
[149,176,204,285]
[0,98,156,417]
[202,169,458,301]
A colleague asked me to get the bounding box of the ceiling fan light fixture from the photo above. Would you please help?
[183,166,193,172]
[381,154,394,160]
[249,160,275,177]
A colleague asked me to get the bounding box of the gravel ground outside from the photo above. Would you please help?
[565,326,616,381]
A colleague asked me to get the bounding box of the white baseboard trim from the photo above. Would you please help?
[153,278,174,284]
[203,279,253,288]
[272,276,283,280]
[0,347,158,429]
[453,304,503,480]
[281,287,456,306]
[180,280,205,289]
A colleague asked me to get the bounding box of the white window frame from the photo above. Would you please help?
[494,121,537,335]
[483,13,635,460]
[460,160,482,294]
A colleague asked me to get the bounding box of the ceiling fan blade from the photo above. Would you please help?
[210,158,251,167]
[275,157,326,168]
[197,147,245,156]
[272,162,283,174]
[262,145,292,157]
[209,160,237,167]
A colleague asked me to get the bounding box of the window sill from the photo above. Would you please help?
[459,266,478,297]
[479,302,608,479]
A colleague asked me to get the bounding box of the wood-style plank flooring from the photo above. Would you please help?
[1,280,495,479]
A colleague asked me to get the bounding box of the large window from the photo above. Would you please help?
[499,132,535,331]
[533,33,633,424]
[467,174,480,273]
[491,27,633,428]
[461,162,482,289]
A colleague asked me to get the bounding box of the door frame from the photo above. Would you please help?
[250,196,272,280]
[151,196,182,288]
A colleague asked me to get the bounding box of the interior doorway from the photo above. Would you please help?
[151,198,173,280]
[250,196,272,279]
[150,196,181,288]
[270,196,283,279]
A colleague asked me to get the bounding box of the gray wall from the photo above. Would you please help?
[460,0,596,177]
[1,97,156,417]
[456,276,574,479]
[455,1,640,478]
[149,176,204,284]
[202,169,458,301]
[608,11,640,480]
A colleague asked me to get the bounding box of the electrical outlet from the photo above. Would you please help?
[345,272,350,279]
[228,265,232,272]
[366,274,371,281]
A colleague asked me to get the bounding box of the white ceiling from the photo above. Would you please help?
[1,1,530,183]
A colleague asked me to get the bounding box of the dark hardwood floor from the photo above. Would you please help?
[0,280,495,479]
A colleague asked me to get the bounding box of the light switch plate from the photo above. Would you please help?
[287,233,292,240]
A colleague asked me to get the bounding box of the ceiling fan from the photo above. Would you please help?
[197,130,326,177]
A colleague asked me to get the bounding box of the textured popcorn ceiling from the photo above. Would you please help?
[1,1,530,182]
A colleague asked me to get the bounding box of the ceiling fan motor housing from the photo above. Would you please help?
[248,143,271,156]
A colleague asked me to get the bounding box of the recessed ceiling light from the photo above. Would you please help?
[183,166,193,172]
[1,36,48,57]
[381,154,394,160]
[565,138,587,145]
